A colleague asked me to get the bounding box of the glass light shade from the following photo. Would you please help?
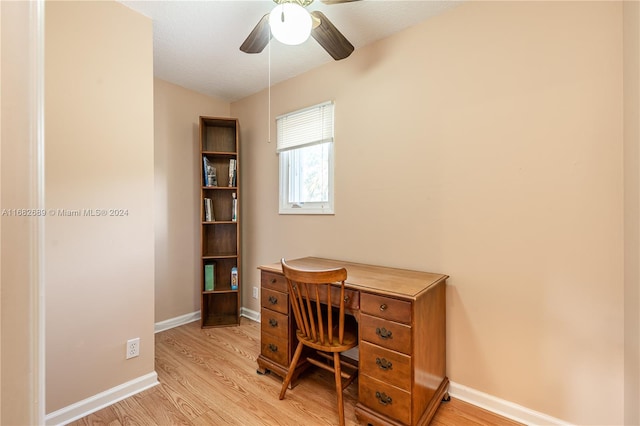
[269,3,312,46]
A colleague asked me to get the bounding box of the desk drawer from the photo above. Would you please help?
[261,288,288,315]
[360,341,411,392]
[260,330,288,366]
[261,271,287,292]
[361,313,412,355]
[361,293,412,324]
[260,308,288,340]
[311,286,360,311]
[359,374,411,425]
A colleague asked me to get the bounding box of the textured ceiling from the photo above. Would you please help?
[119,0,462,102]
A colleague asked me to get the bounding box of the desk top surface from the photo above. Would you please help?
[258,257,448,300]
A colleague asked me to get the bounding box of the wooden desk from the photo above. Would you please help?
[257,257,449,426]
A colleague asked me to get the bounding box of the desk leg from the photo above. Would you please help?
[256,354,309,389]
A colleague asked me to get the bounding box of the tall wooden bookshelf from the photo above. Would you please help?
[199,117,240,328]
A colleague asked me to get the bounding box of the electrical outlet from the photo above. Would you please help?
[252,287,258,299]
[126,338,140,359]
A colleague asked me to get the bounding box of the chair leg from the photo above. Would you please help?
[279,341,304,400]
[334,352,345,426]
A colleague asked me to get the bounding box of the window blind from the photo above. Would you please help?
[276,101,334,153]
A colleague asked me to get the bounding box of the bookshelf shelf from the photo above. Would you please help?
[202,151,237,156]
[202,289,238,295]
[199,116,240,328]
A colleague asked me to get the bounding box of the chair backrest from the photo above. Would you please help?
[281,258,348,346]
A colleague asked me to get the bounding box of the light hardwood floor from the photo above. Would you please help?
[69,318,523,426]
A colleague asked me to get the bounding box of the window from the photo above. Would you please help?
[277,101,334,214]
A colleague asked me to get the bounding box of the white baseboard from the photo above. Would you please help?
[155,308,260,332]
[449,381,570,426]
[44,371,158,426]
[154,310,201,333]
[241,306,260,323]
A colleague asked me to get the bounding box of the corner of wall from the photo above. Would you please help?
[623,1,640,424]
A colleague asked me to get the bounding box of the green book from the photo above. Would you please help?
[204,263,215,291]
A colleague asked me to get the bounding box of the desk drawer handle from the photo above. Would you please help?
[344,295,350,303]
[270,278,277,284]
[379,303,387,311]
[375,391,392,406]
[268,296,278,305]
[376,327,393,340]
[268,318,278,327]
[376,357,393,371]
[268,343,278,352]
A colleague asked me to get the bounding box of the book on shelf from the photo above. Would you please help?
[203,157,217,187]
[231,192,237,222]
[204,263,215,291]
[231,266,238,290]
[228,158,236,187]
[204,198,214,222]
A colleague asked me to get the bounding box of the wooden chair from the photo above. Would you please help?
[279,258,358,426]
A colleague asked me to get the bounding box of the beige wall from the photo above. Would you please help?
[624,1,640,425]
[1,1,42,424]
[154,78,230,322]
[232,2,627,424]
[45,1,155,413]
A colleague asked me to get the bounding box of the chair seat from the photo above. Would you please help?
[296,328,358,352]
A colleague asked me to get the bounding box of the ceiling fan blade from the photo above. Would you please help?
[310,11,354,60]
[240,14,271,54]
[321,0,362,4]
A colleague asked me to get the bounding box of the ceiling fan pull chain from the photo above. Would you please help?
[268,37,272,144]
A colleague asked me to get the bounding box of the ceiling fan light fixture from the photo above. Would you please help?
[269,3,312,46]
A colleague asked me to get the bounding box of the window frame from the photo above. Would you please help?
[277,101,335,215]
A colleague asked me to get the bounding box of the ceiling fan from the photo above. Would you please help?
[240,0,360,61]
